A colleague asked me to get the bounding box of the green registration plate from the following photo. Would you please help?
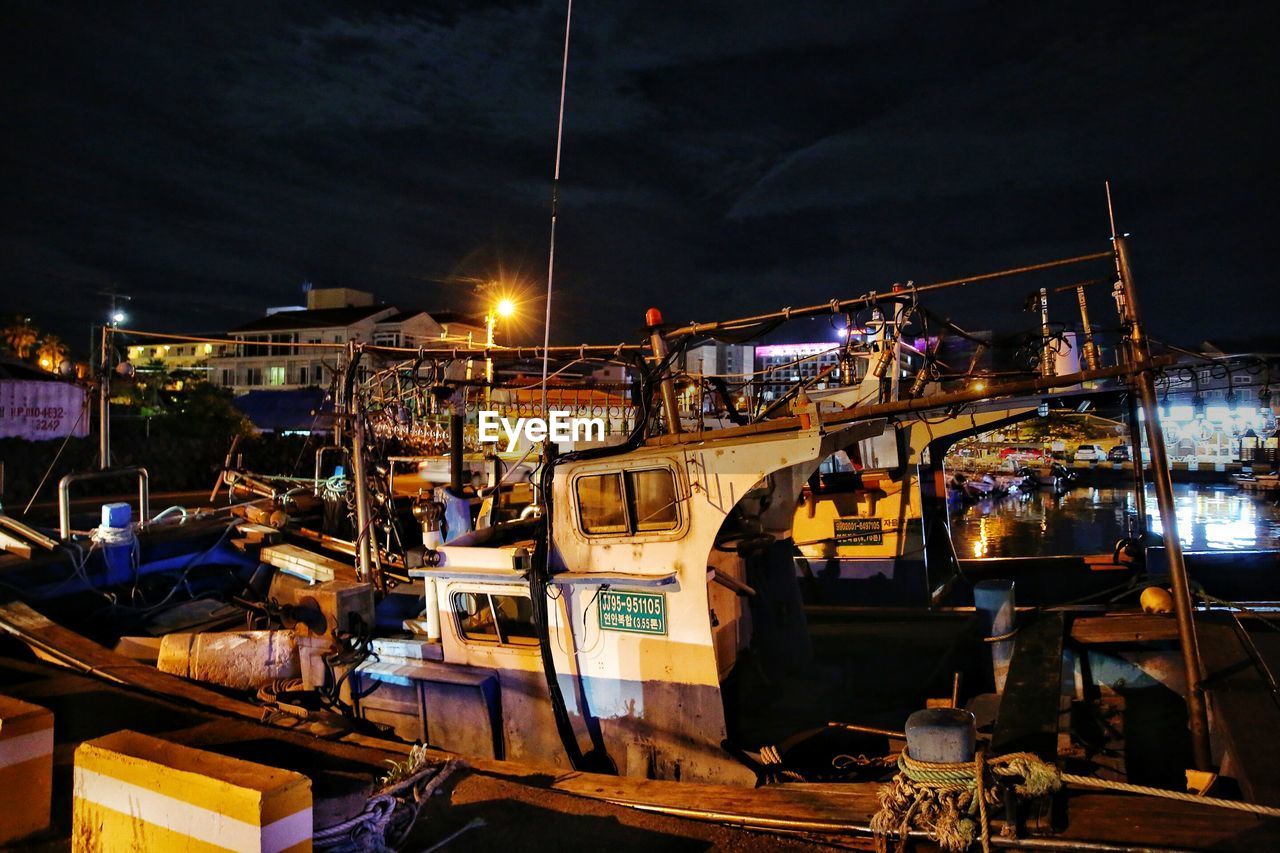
[598,590,667,635]
[834,517,884,545]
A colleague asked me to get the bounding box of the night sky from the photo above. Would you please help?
[3,1,1275,353]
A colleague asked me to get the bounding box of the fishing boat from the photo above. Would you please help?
[3,238,1280,851]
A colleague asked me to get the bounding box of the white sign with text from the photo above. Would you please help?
[0,380,89,441]
[477,410,605,451]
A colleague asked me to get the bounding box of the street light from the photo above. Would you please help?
[111,311,126,326]
[485,298,517,406]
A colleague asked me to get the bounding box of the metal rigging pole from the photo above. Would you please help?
[1113,235,1211,770]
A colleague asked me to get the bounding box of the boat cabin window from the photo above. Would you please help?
[452,592,539,647]
[629,468,678,531]
[575,468,680,536]
[576,473,629,533]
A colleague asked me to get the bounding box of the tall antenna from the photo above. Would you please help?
[1105,180,1124,286]
[1105,179,1118,239]
[539,0,574,414]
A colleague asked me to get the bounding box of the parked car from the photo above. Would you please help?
[998,446,1046,465]
[1107,445,1131,462]
[1073,444,1104,462]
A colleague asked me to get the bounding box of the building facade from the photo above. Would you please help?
[126,336,218,373]
[1154,344,1279,468]
[754,342,848,402]
[208,289,484,395]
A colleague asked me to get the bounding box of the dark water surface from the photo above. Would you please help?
[950,484,1280,558]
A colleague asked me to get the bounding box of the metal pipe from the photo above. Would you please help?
[667,250,1113,339]
[908,331,944,397]
[614,802,1181,852]
[1125,393,1148,536]
[647,310,683,434]
[58,467,150,540]
[226,474,277,501]
[313,445,346,495]
[208,434,242,503]
[1114,235,1211,771]
[1075,283,1101,371]
[348,360,375,586]
[112,324,646,357]
[823,357,1173,427]
[1050,276,1110,294]
[450,409,465,491]
[965,341,988,378]
[829,721,905,739]
[1036,287,1055,378]
[98,325,110,469]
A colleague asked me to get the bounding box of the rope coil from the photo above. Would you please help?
[871,748,1061,853]
[873,747,1280,852]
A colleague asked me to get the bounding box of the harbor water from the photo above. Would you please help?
[951,483,1280,558]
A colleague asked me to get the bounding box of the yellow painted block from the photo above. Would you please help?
[0,693,54,844]
[73,729,312,853]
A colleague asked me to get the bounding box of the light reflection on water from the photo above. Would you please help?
[952,484,1280,558]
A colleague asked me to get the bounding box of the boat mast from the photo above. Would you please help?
[1106,184,1149,536]
[347,342,380,589]
[1113,234,1212,770]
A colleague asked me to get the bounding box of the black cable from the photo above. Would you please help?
[529,337,684,773]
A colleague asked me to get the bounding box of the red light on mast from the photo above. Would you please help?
[645,307,664,327]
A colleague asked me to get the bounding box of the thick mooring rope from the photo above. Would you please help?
[871,748,1061,853]
[873,748,1280,853]
[1059,773,1280,818]
[314,757,461,852]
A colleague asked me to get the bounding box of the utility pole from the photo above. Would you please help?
[99,324,110,469]
[95,289,131,470]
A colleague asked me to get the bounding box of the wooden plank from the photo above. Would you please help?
[0,601,414,755]
[538,769,1280,850]
[0,529,33,559]
[0,601,259,718]
[0,514,58,549]
[991,611,1065,758]
[1070,613,1180,644]
[1025,788,1280,850]
[236,523,282,545]
[260,543,354,584]
[1198,616,1280,806]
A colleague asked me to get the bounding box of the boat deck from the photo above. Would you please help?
[3,601,1280,850]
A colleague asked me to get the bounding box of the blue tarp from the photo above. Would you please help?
[233,389,332,433]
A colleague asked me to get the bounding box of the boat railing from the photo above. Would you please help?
[58,467,150,540]
[313,445,348,495]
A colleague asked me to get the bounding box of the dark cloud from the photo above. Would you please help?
[2,0,1274,352]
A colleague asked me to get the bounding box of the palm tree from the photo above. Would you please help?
[36,334,70,372]
[2,318,39,360]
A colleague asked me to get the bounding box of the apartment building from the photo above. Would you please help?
[208,288,484,395]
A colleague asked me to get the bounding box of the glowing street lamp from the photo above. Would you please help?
[110,310,126,326]
[485,298,517,405]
